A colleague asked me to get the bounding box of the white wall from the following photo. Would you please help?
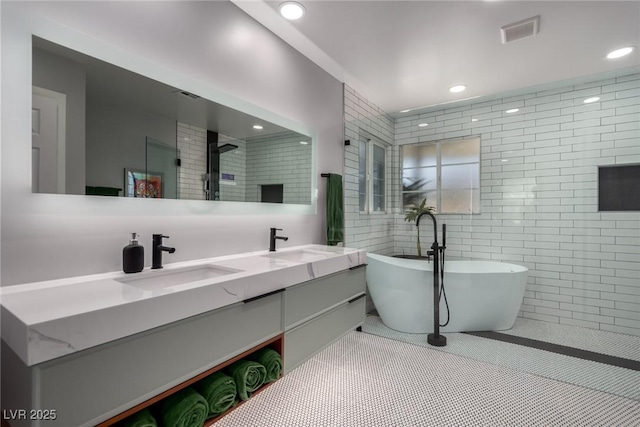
[1,1,343,285]
[395,74,640,336]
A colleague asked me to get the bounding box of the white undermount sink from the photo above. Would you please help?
[117,264,242,290]
[262,249,336,263]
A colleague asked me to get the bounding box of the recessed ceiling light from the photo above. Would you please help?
[418,123,429,127]
[505,108,519,114]
[449,85,467,93]
[583,97,600,104]
[471,118,479,122]
[299,141,308,145]
[606,46,635,59]
[279,2,305,20]
[400,109,412,113]
[253,125,263,130]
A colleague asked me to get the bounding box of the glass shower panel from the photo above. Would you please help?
[146,137,178,199]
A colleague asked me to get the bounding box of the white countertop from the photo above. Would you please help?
[0,245,366,366]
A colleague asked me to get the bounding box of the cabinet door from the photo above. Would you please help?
[284,295,365,373]
[32,293,282,427]
[284,267,365,329]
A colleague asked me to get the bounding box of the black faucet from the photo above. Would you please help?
[269,228,288,252]
[152,234,176,269]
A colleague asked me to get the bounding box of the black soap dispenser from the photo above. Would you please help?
[123,233,144,273]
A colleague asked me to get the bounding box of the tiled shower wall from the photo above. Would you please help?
[394,74,640,336]
[177,122,207,200]
[245,133,312,204]
[217,134,247,203]
[177,122,247,201]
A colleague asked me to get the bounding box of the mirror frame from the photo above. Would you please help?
[3,6,318,217]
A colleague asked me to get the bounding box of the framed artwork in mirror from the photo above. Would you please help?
[125,169,164,198]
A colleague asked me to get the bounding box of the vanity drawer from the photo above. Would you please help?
[27,293,282,427]
[284,266,366,329]
[284,294,365,373]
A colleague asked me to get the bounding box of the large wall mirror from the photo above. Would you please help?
[31,36,313,205]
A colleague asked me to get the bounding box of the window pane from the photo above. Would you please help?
[358,140,367,211]
[402,167,436,192]
[372,144,385,211]
[441,189,479,213]
[402,191,437,211]
[441,164,479,189]
[441,137,480,165]
[402,144,436,168]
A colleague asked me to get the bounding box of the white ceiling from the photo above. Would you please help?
[235,1,640,116]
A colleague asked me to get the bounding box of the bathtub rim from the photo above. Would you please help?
[366,253,529,274]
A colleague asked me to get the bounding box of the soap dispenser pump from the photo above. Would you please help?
[123,233,144,273]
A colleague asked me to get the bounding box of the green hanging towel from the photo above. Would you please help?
[326,173,344,246]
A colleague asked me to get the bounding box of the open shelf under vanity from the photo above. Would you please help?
[99,334,284,427]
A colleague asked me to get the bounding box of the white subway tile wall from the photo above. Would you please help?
[245,133,312,204]
[177,123,311,203]
[344,85,397,256]
[177,122,207,200]
[346,74,640,336]
[395,74,640,336]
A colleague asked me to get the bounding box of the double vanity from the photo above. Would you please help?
[1,244,367,427]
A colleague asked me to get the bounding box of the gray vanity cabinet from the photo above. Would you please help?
[1,265,366,427]
[1,293,282,427]
[283,266,366,372]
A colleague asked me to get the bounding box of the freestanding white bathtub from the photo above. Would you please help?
[366,253,528,333]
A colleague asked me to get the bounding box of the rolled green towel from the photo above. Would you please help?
[121,408,157,427]
[161,387,208,427]
[196,371,237,418]
[226,360,266,401]
[250,348,282,383]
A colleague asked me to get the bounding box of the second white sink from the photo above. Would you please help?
[117,265,241,290]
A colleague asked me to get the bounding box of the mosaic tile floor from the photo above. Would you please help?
[503,317,640,362]
[213,329,640,427]
[362,315,640,401]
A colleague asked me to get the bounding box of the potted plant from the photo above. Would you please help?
[403,198,435,258]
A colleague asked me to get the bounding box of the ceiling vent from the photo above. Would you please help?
[501,16,540,44]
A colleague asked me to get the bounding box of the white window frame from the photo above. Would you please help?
[401,137,480,214]
[359,137,388,214]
